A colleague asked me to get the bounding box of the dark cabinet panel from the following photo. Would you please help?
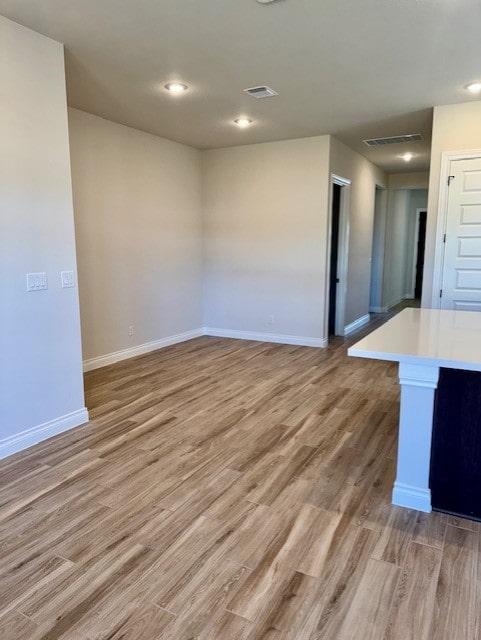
[430,367,481,520]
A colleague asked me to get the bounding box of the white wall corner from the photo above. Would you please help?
[203,328,327,348]
[0,408,89,461]
[83,328,204,372]
[344,314,370,336]
[392,482,432,513]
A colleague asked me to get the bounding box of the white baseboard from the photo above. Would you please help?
[204,327,327,348]
[387,298,402,310]
[83,328,204,372]
[392,482,431,513]
[0,408,89,461]
[369,306,388,313]
[344,314,370,336]
[387,295,414,311]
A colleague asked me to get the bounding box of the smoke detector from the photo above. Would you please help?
[257,0,279,3]
[244,86,278,99]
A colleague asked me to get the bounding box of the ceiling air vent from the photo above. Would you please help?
[244,86,278,99]
[363,133,424,147]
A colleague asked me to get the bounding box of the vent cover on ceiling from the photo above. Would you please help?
[363,133,424,147]
[244,86,278,98]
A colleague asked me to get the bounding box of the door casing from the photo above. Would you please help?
[324,174,351,340]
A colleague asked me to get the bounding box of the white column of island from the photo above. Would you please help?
[348,307,481,513]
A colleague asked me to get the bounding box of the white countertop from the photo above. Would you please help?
[348,308,481,371]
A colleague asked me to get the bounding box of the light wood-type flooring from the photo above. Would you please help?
[1,313,480,639]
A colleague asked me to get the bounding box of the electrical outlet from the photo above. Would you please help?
[268,315,274,324]
[128,325,134,336]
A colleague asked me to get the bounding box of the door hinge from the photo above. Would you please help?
[443,233,446,243]
[447,175,455,186]
[440,289,443,298]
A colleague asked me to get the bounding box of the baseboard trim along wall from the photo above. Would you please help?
[387,294,413,311]
[0,408,89,461]
[83,328,204,372]
[369,306,388,313]
[344,314,370,336]
[392,481,431,513]
[203,327,327,348]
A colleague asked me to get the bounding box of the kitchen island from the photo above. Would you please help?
[348,307,481,518]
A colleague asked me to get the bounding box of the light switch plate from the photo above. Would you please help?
[26,272,48,291]
[61,270,75,288]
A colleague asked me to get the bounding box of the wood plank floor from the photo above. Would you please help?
[1,314,479,639]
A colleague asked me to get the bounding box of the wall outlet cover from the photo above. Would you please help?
[26,272,48,291]
[61,271,75,288]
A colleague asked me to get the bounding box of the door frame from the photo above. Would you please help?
[432,149,481,308]
[324,174,351,340]
[410,207,427,298]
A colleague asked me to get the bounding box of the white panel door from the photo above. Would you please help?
[441,157,481,311]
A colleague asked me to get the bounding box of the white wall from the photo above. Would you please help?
[68,109,203,367]
[388,172,429,191]
[202,136,331,344]
[385,190,411,308]
[369,187,388,312]
[329,137,387,327]
[0,18,87,456]
[423,101,481,305]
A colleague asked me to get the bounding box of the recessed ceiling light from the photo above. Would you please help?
[466,82,481,94]
[165,82,188,94]
[234,118,252,128]
[401,152,414,162]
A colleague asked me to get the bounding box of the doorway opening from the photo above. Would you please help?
[413,209,427,301]
[328,183,341,335]
[326,174,350,340]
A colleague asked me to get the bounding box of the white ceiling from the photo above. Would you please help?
[1,0,480,173]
